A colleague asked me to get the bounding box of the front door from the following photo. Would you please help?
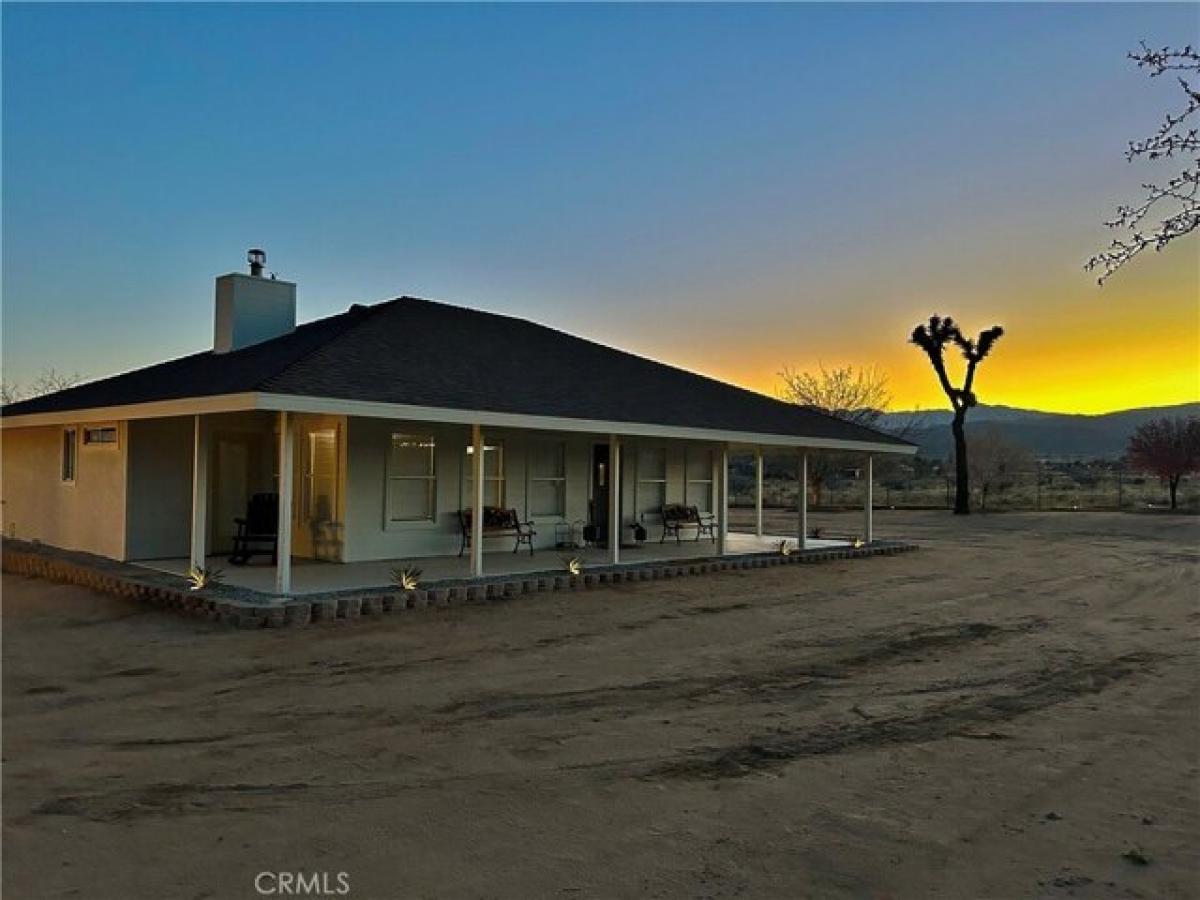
[591,444,622,548]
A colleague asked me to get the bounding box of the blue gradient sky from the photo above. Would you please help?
[4,3,1198,412]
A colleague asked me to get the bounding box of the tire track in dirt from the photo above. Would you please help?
[24,649,1167,823]
[647,650,1165,779]
[435,618,1048,723]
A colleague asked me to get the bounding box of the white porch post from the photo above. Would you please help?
[471,424,485,578]
[275,411,294,596]
[754,447,764,538]
[189,415,208,572]
[717,445,729,555]
[798,451,808,551]
[864,454,874,544]
[608,435,620,565]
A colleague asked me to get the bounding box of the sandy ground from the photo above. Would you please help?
[3,511,1197,900]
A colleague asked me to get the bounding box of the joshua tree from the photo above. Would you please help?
[1126,416,1200,509]
[1087,43,1199,283]
[909,316,1004,515]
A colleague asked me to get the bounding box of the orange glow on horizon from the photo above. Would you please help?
[629,252,1199,417]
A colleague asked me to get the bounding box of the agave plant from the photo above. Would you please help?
[777,540,793,557]
[186,566,224,591]
[560,556,583,576]
[391,565,423,591]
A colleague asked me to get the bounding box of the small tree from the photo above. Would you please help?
[1087,43,1199,283]
[777,364,890,425]
[909,316,1004,515]
[777,364,890,508]
[965,426,1035,512]
[1,368,81,405]
[1126,416,1200,509]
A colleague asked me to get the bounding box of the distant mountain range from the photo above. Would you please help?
[877,402,1200,460]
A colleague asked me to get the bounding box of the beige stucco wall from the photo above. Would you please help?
[1,423,129,560]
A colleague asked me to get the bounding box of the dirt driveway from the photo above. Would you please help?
[3,511,1197,899]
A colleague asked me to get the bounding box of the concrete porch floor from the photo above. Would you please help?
[133,531,851,596]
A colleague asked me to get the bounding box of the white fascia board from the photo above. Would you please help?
[0,393,259,429]
[257,393,917,455]
[3,390,917,455]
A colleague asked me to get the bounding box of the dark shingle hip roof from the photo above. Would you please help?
[2,296,912,449]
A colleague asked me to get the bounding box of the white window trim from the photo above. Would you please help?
[635,445,668,520]
[81,424,119,448]
[61,427,77,484]
[527,440,567,520]
[301,427,339,525]
[385,433,437,529]
[685,447,714,511]
[463,441,506,510]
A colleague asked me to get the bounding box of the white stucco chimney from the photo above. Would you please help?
[213,249,296,354]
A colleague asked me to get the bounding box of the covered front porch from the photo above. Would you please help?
[136,531,855,595]
[126,405,888,599]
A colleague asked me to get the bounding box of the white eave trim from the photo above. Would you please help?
[0,393,259,428]
[257,393,917,455]
[1,390,916,455]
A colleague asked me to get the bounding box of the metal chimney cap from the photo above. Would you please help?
[247,248,266,276]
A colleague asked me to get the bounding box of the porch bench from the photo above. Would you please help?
[659,503,717,544]
[457,507,537,557]
[229,492,279,565]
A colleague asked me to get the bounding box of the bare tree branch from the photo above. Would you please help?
[1087,43,1200,283]
[1,368,81,406]
[776,363,890,427]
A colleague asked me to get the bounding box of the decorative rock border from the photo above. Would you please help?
[2,538,918,630]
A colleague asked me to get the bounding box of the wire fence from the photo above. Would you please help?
[730,465,1197,512]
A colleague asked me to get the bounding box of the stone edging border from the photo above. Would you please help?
[2,540,918,630]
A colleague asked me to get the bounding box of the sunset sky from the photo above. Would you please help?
[3,3,1197,415]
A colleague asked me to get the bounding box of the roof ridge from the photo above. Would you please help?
[254,298,396,391]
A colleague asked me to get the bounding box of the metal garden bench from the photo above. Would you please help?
[659,503,717,544]
[457,507,537,556]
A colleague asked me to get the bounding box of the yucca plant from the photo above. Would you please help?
[390,565,423,591]
[560,556,583,575]
[851,537,865,549]
[777,540,793,557]
[186,566,223,591]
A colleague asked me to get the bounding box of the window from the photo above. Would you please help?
[529,441,566,517]
[636,446,667,518]
[464,442,505,508]
[303,429,338,523]
[685,448,714,512]
[82,426,117,446]
[387,434,436,522]
[61,428,77,482]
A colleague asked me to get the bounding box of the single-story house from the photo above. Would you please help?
[1,254,915,595]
